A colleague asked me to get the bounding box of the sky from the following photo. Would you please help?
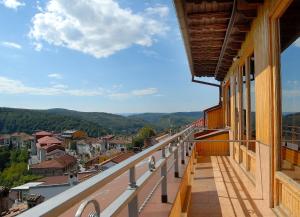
[281,38,300,113]
[0,0,219,113]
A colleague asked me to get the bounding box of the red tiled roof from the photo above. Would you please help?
[101,135,114,140]
[10,132,34,140]
[111,152,135,164]
[30,154,76,169]
[34,131,53,136]
[38,136,62,145]
[36,171,97,185]
[44,144,65,153]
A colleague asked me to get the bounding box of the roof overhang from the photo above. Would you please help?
[174,0,263,81]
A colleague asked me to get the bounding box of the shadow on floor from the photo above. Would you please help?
[188,156,267,217]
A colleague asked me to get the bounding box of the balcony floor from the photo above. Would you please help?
[189,156,276,217]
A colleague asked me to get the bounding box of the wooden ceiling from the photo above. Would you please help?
[174,0,263,81]
[280,0,300,52]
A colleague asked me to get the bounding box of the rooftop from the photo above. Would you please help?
[37,136,62,145]
[36,171,98,185]
[30,154,76,169]
[34,131,53,136]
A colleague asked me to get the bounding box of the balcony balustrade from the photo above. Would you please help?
[18,126,196,217]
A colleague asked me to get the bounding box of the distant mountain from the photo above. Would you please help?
[129,112,203,130]
[0,107,202,136]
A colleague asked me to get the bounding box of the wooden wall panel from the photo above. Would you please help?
[276,173,300,217]
[249,152,256,178]
[169,148,195,217]
[206,106,224,129]
[282,147,300,167]
[196,132,229,156]
[241,146,247,168]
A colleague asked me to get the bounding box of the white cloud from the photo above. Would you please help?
[33,42,42,51]
[1,0,25,10]
[0,76,104,96]
[29,0,169,58]
[1,41,22,49]
[0,76,159,98]
[132,88,158,96]
[145,5,169,18]
[48,73,63,79]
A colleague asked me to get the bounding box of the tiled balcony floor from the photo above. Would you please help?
[189,156,276,217]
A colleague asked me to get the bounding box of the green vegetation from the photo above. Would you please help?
[0,107,202,136]
[132,126,156,149]
[129,112,202,130]
[0,147,42,188]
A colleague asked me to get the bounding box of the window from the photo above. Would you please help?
[225,83,231,126]
[279,0,300,180]
[242,65,247,143]
[249,54,256,152]
[235,73,240,140]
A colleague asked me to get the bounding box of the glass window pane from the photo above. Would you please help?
[249,54,256,151]
[280,0,300,181]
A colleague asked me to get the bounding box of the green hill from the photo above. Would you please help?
[0,108,202,136]
[128,112,203,130]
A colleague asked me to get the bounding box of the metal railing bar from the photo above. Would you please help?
[102,158,165,217]
[138,146,182,214]
[188,139,259,143]
[19,127,193,217]
[138,176,164,213]
[167,159,176,173]
[101,143,188,217]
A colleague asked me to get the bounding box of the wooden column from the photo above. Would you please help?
[238,66,243,163]
[245,57,251,171]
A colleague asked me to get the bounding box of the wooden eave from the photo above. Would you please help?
[174,0,262,81]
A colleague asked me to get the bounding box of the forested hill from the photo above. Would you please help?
[128,112,203,130]
[0,108,202,136]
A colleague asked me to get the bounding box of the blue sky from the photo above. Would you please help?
[0,0,219,113]
[281,42,300,113]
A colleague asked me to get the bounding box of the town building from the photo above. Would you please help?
[36,136,64,161]
[9,133,34,149]
[29,154,77,176]
[0,135,10,147]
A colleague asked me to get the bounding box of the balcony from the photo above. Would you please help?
[16,107,276,217]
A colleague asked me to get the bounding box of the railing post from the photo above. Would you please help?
[181,139,185,164]
[186,141,190,157]
[128,167,138,217]
[174,139,179,178]
[161,147,168,203]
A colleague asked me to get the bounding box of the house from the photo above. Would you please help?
[100,135,131,151]
[0,135,10,147]
[10,133,34,149]
[33,131,53,140]
[32,131,53,155]
[36,136,63,161]
[61,130,87,140]
[30,154,77,176]
[9,170,97,207]
[100,151,135,170]
[61,130,87,148]
[75,137,104,157]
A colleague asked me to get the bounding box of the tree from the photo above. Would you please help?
[132,126,156,149]
[0,148,10,171]
[0,162,41,187]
